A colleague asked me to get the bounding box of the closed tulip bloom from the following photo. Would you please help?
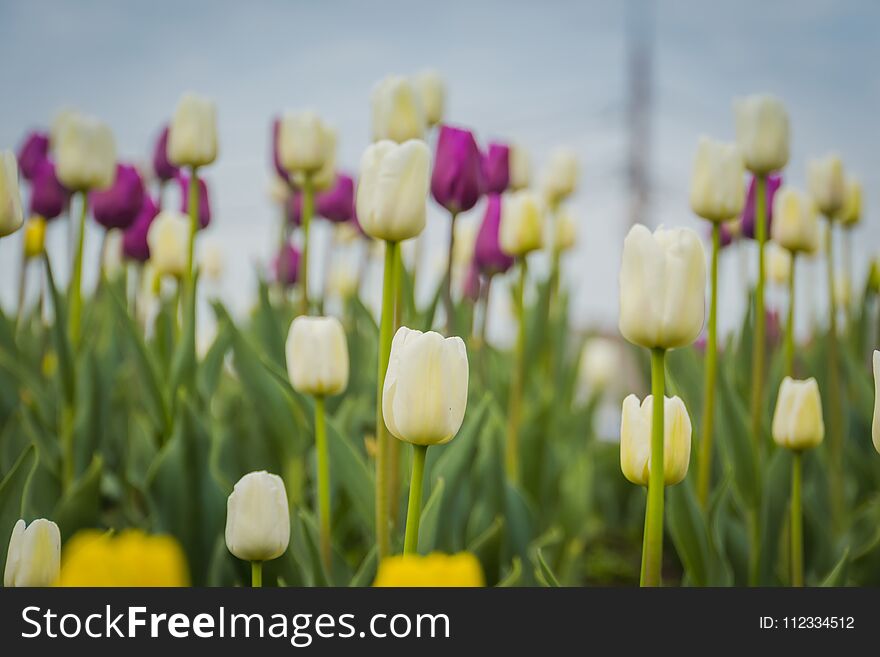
[146,210,190,278]
[431,124,483,214]
[178,174,211,228]
[766,242,791,286]
[413,70,445,127]
[273,243,301,287]
[0,151,24,237]
[29,159,69,220]
[838,178,862,227]
[4,518,60,587]
[123,194,158,262]
[619,224,706,350]
[267,174,291,206]
[734,94,790,175]
[741,173,782,239]
[808,154,845,217]
[200,238,224,282]
[225,471,290,563]
[297,129,337,192]
[771,186,819,254]
[55,113,116,192]
[17,131,50,181]
[508,144,531,190]
[278,111,335,176]
[374,552,484,587]
[771,377,825,451]
[90,163,145,230]
[579,337,619,391]
[152,125,179,182]
[689,137,745,222]
[620,394,692,486]
[499,190,543,256]
[541,147,578,205]
[482,142,510,194]
[383,327,469,446]
[834,271,851,308]
[286,316,349,396]
[474,195,514,275]
[23,216,47,259]
[356,139,430,242]
[167,92,217,168]
[371,76,426,143]
[553,210,577,253]
[316,173,355,223]
[872,351,879,455]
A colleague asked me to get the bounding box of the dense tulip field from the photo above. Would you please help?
[0,74,878,589]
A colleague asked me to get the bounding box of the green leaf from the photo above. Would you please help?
[666,478,710,586]
[349,547,378,587]
[54,456,103,541]
[820,547,850,586]
[535,547,560,587]
[0,446,36,570]
[42,255,75,406]
[497,557,522,587]
[326,413,374,532]
[717,366,759,510]
[417,477,445,553]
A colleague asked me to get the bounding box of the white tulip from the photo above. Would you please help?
[356,139,430,242]
[553,210,577,253]
[508,143,531,191]
[620,394,692,486]
[278,111,335,177]
[147,210,190,279]
[734,94,790,175]
[771,377,825,451]
[413,69,445,127]
[167,92,218,168]
[500,190,543,256]
[838,177,862,227]
[371,76,426,143]
[0,151,23,237]
[102,228,124,279]
[619,224,707,350]
[808,154,845,217]
[4,518,60,587]
[766,242,791,286]
[383,327,469,446]
[55,112,116,191]
[267,175,291,205]
[200,238,225,282]
[834,271,851,308]
[541,147,578,205]
[771,186,819,254]
[579,337,618,391]
[286,316,349,396]
[689,136,745,222]
[873,351,879,455]
[225,471,290,562]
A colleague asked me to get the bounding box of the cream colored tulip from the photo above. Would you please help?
[500,190,543,256]
[620,394,692,486]
[328,262,360,300]
[834,271,851,308]
[0,151,23,237]
[553,210,576,253]
[356,139,430,242]
[872,351,879,454]
[278,111,335,177]
[771,377,825,451]
[294,128,337,192]
[55,113,116,191]
[102,228,124,279]
[371,76,426,143]
[147,210,190,279]
[734,94,790,175]
[838,177,862,227]
[766,242,791,286]
[771,186,819,254]
[200,238,225,282]
[509,144,531,191]
[267,175,291,205]
[383,327,469,446]
[453,220,477,267]
[167,92,218,168]
[286,316,349,396]
[4,518,60,587]
[413,69,445,127]
[808,154,845,217]
[689,136,745,222]
[541,147,578,205]
[225,471,290,562]
[618,224,707,350]
[579,337,618,391]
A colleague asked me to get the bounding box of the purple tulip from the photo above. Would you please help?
[123,195,159,262]
[273,243,301,287]
[482,142,510,195]
[90,164,146,230]
[18,132,50,182]
[474,194,514,275]
[288,190,302,226]
[462,261,482,303]
[271,117,290,184]
[29,159,69,220]
[316,174,355,223]
[152,125,179,182]
[178,174,211,229]
[741,173,782,239]
[431,124,483,214]
[708,220,738,249]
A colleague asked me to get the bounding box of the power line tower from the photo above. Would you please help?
[626,0,654,230]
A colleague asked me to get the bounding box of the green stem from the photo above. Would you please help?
[748,508,761,586]
[185,168,199,289]
[506,258,527,483]
[403,444,428,555]
[790,451,803,587]
[314,395,331,574]
[276,204,290,299]
[641,347,666,587]
[697,223,719,508]
[784,253,797,377]
[824,218,844,528]
[69,192,88,342]
[443,212,458,334]
[300,178,314,316]
[251,561,262,588]
[61,403,74,493]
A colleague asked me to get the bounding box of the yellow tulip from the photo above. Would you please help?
[23,215,47,259]
[373,552,485,587]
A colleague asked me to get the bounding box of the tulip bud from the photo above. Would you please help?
[734,94,790,175]
[328,262,360,300]
[431,124,483,214]
[808,154,845,217]
[579,337,618,391]
[741,173,782,239]
[553,210,576,253]
[482,143,510,194]
[474,194,514,275]
[102,228,124,279]
[225,471,290,563]
[508,144,531,191]
[316,173,356,223]
[371,76,426,143]
[178,174,212,229]
[356,139,430,242]
[541,147,578,206]
[689,137,744,222]
[123,195,158,262]
[17,132,50,181]
[870,257,880,294]
[90,163,145,230]
[499,190,543,257]
[152,125,180,182]
[4,518,60,587]
[167,92,218,168]
[771,186,819,254]
[286,316,349,396]
[28,159,68,221]
[273,243,300,288]
[771,377,825,451]
[267,174,291,206]
[619,224,707,350]
[278,111,335,177]
[200,238,224,282]
[838,177,862,227]
[452,220,477,268]
[766,242,791,286]
[383,327,469,446]
[374,552,485,587]
[873,351,879,455]
[55,113,116,192]
[834,271,851,308]
[413,69,445,127]
[23,216,46,259]
[146,210,190,278]
[620,394,692,486]
[0,151,24,237]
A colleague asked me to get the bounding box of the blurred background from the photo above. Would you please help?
[1,0,877,343]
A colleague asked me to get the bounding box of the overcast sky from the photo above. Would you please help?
[1,0,877,342]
